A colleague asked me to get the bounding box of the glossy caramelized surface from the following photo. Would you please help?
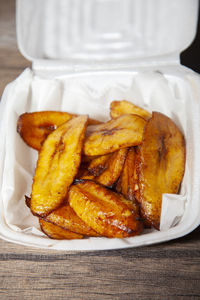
[17,111,101,151]
[69,180,143,238]
[39,218,83,240]
[31,116,88,217]
[138,112,185,229]
[84,114,146,156]
[110,100,151,120]
[45,203,99,237]
[17,111,75,150]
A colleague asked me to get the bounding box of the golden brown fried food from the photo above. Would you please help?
[30,115,88,217]
[39,218,83,240]
[132,147,141,207]
[80,149,127,186]
[115,147,140,216]
[84,114,146,156]
[45,202,99,237]
[116,148,138,201]
[138,112,185,229]
[17,111,75,150]
[88,154,112,176]
[17,111,101,151]
[110,100,151,120]
[95,148,128,186]
[26,195,98,237]
[69,180,143,238]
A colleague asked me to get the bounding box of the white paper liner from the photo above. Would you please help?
[0,67,200,250]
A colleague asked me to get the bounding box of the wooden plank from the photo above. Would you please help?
[0,250,199,300]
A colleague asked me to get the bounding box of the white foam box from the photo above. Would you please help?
[0,0,200,250]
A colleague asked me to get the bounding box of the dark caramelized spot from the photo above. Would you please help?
[39,124,57,131]
[102,128,119,136]
[58,140,65,153]
[158,134,167,163]
[89,164,107,176]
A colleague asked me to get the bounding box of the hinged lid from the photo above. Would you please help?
[17,0,199,70]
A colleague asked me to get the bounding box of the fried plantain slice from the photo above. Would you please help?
[45,202,100,237]
[84,114,146,156]
[138,112,185,229]
[95,148,128,186]
[80,149,127,186]
[31,115,88,217]
[69,180,143,238]
[116,148,138,201]
[17,111,101,151]
[115,147,140,215]
[88,153,112,176]
[110,100,151,120]
[132,147,141,205]
[17,111,75,150]
[39,218,83,240]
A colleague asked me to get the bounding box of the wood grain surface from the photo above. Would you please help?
[0,1,200,299]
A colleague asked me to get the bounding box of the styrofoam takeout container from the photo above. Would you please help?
[0,0,200,250]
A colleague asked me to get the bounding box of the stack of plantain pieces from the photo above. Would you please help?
[17,100,185,240]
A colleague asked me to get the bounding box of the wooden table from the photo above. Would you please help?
[0,1,200,299]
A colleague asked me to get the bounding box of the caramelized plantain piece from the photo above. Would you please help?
[115,147,140,215]
[17,111,101,151]
[31,115,88,217]
[45,202,99,237]
[95,148,128,186]
[80,149,127,186]
[84,114,146,156]
[39,218,83,240]
[138,112,185,229]
[88,154,112,176]
[116,148,138,201]
[17,111,75,150]
[132,147,141,206]
[110,100,151,120]
[69,180,143,238]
